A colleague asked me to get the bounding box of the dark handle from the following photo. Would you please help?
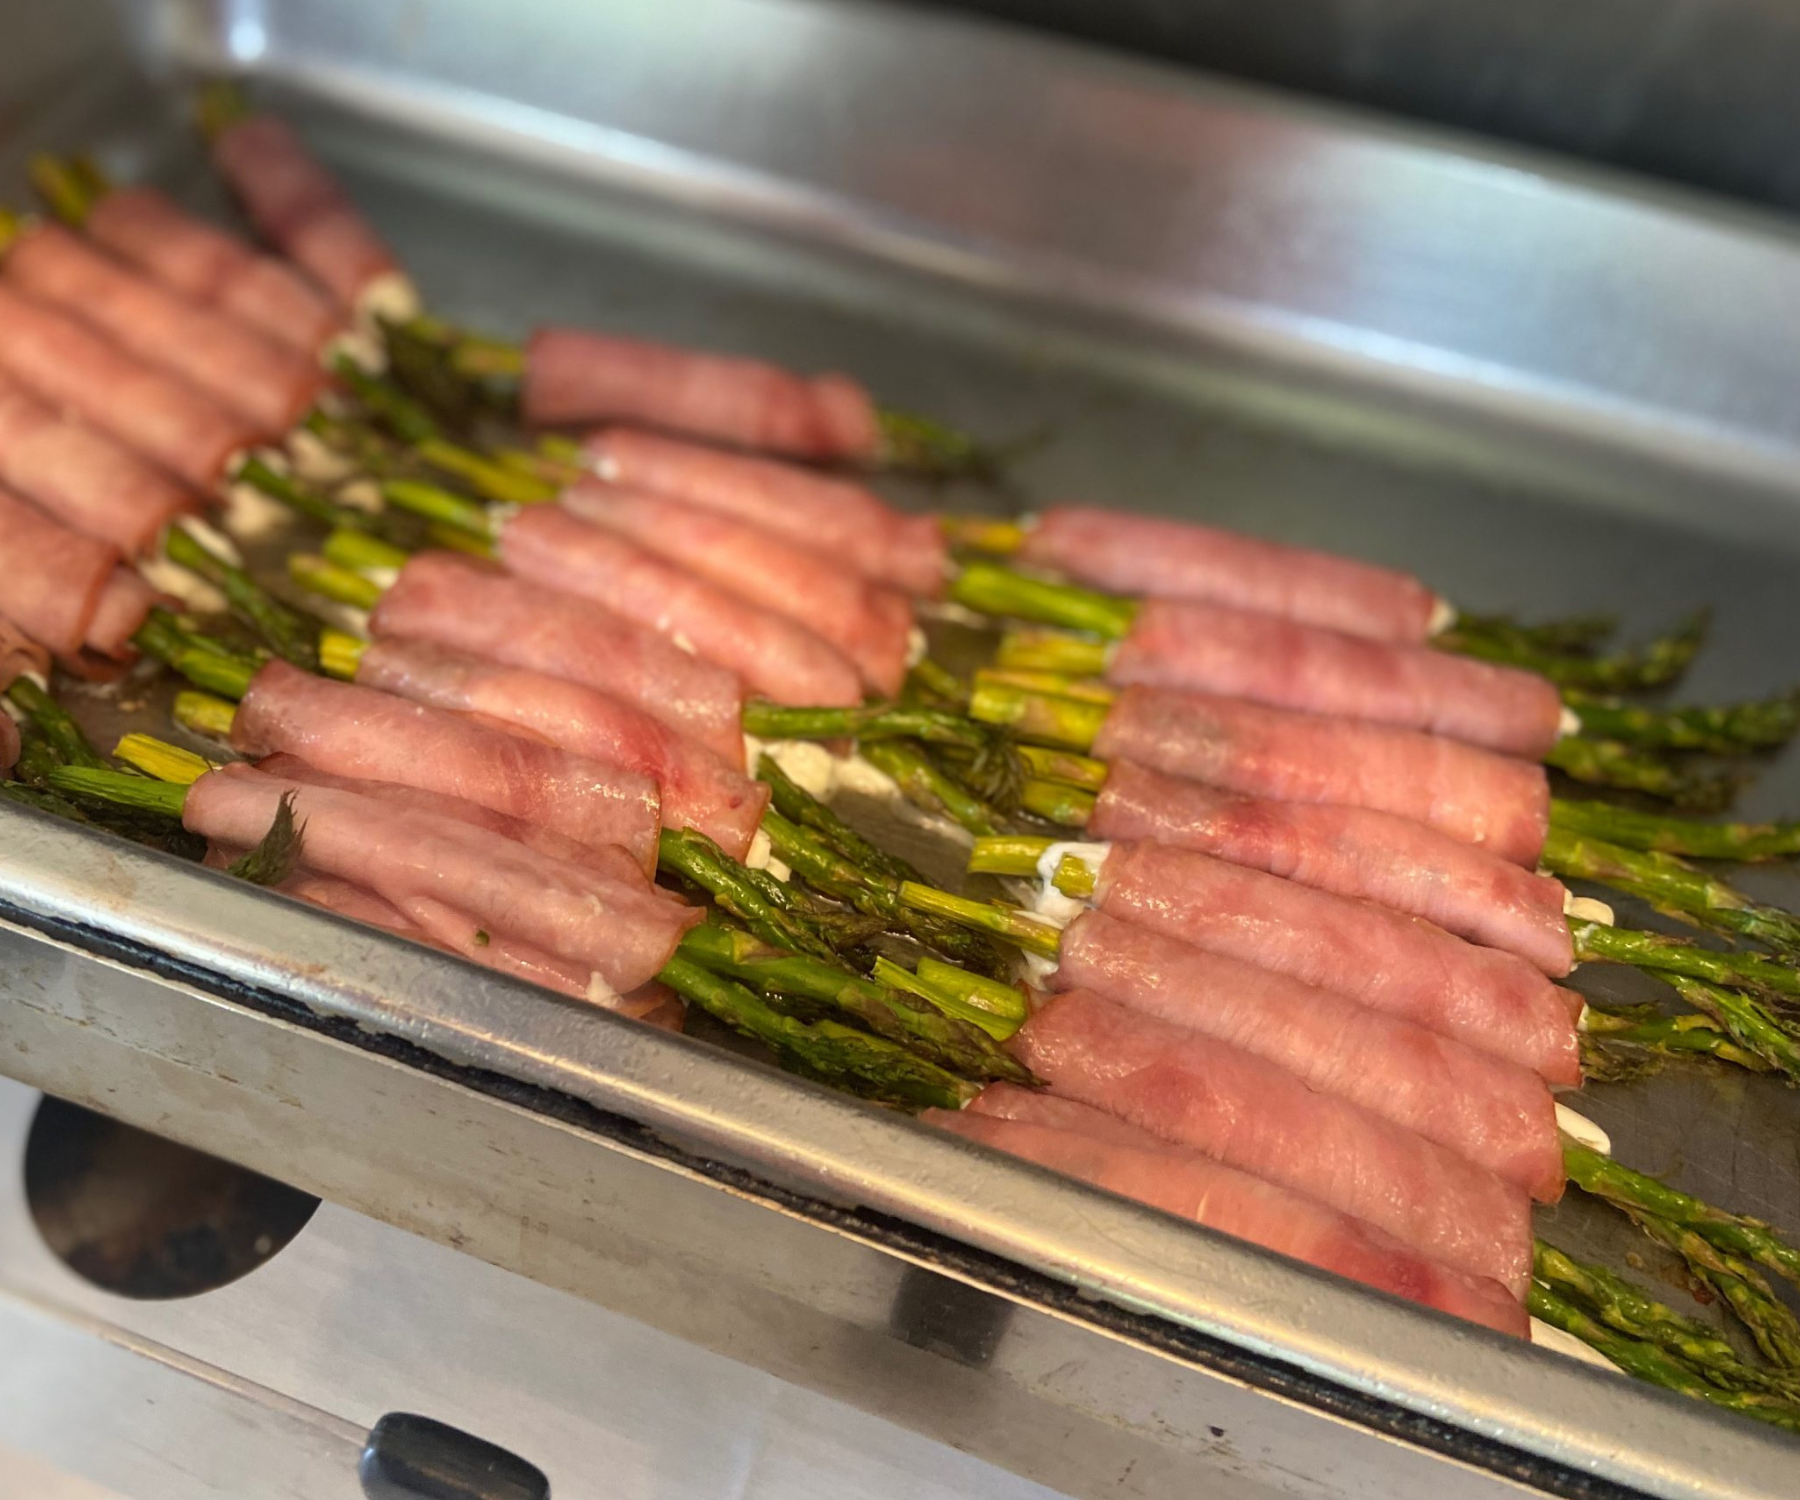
[358,1412,550,1500]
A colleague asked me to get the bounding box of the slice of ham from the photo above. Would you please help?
[0,282,257,487]
[210,115,404,313]
[1053,910,1564,1198]
[254,754,601,868]
[1007,991,1533,1293]
[497,504,863,707]
[522,328,881,459]
[4,223,327,435]
[85,185,343,356]
[0,371,195,554]
[275,868,682,1029]
[84,568,159,660]
[932,1092,1526,1335]
[369,551,745,764]
[1110,599,1565,759]
[231,660,662,873]
[559,479,914,695]
[1020,505,1441,643]
[1091,759,1574,975]
[585,428,947,597]
[0,484,119,656]
[1094,685,1551,866]
[355,636,769,858]
[184,763,697,992]
[1089,840,1581,1083]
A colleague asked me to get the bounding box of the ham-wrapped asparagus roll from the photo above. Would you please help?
[1018,504,1443,643]
[1007,990,1533,1293]
[2,222,327,434]
[368,551,746,764]
[209,114,415,320]
[231,660,662,873]
[1095,686,1550,865]
[82,185,342,356]
[353,637,769,858]
[523,329,880,461]
[559,479,914,695]
[1104,598,1565,759]
[0,485,152,663]
[0,282,258,487]
[0,371,196,554]
[1073,840,1580,1083]
[1051,910,1563,1197]
[585,428,947,597]
[930,1092,1527,1335]
[496,504,864,707]
[184,763,697,993]
[1090,759,1576,974]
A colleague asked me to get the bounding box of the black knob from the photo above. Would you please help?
[358,1412,550,1500]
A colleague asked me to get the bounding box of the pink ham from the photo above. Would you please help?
[210,115,402,311]
[497,504,863,707]
[4,224,327,435]
[0,485,118,656]
[1091,759,1574,975]
[586,428,947,597]
[932,1094,1526,1336]
[254,754,601,869]
[559,479,914,695]
[1052,910,1563,1198]
[185,763,697,992]
[84,569,159,659]
[0,372,194,554]
[1094,685,1551,866]
[230,660,662,872]
[1089,840,1580,1083]
[1110,599,1565,759]
[369,551,745,763]
[355,636,769,858]
[523,328,881,460]
[1007,991,1533,1293]
[0,282,257,487]
[1020,504,1441,643]
[85,186,342,355]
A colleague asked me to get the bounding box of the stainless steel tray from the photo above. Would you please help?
[4,1,1800,1495]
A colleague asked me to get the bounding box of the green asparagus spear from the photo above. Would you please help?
[676,923,1031,1084]
[1573,921,1800,999]
[5,677,107,769]
[1562,1141,1800,1290]
[1667,978,1800,1082]
[656,828,841,962]
[232,453,405,539]
[741,699,995,750]
[1526,1281,1800,1434]
[1632,1215,1800,1370]
[1578,1006,1770,1080]
[967,680,1108,751]
[163,524,320,669]
[1552,798,1800,862]
[755,754,920,884]
[1564,689,1800,756]
[1441,609,1708,691]
[658,955,978,1110]
[1542,826,1800,954]
[1544,735,1741,810]
[132,611,259,700]
[859,739,1004,837]
[949,561,1138,640]
[896,882,1064,959]
[1451,613,1618,656]
[875,409,1004,483]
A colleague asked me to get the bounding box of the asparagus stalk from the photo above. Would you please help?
[995,629,1111,677]
[1573,922,1800,1000]
[131,611,259,700]
[1542,827,1800,955]
[163,524,321,670]
[1565,688,1800,756]
[1020,780,1097,826]
[860,739,1004,837]
[895,883,1064,959]
[627,953,978,1110]
[1667,977,1800,1082]
[741,699,996,750]
[1578,1006,1770,1081]
[949,562,1138,639]
[1562,1141,1800,1290]
[656,828,843,963]
[1552,798,1800,863]
[974,667,1115,705]
[755,754,921,885]
[1631,1215,1800,1370]
[1441,610,1708,691]
[871,955,1030,1040]
[939,515,1030,556]
[1452,613,1617,655]
[967,680,1107,751]
[676,922,1032,1083]
[1526,1282,1800,1434]
[232,452,406,541]
[1015,744,1109,792]
[5,677,107,769]
[1544,735,1741,811]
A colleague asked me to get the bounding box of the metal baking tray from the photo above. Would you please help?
[4,1,1800,1495]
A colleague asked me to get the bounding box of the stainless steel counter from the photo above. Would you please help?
[3,1,1799,1495]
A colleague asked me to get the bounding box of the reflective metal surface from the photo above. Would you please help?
[1,0,1799,1494]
